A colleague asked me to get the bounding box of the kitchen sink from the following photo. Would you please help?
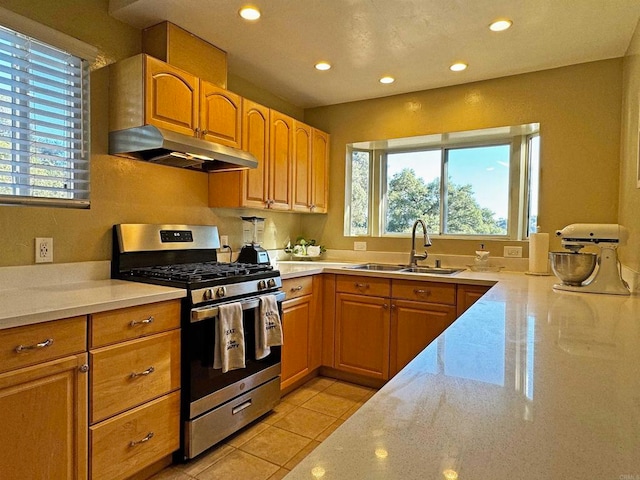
[346,263,406,271]
[400,266,465,275]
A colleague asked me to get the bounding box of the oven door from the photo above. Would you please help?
[186,291,285,419]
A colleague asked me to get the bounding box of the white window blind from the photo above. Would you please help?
[0,23,90,207]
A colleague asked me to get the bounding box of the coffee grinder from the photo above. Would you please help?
[236,216,270,265]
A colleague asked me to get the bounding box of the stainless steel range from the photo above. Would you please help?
[111,224,284,460]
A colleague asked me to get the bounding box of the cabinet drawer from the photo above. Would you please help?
[90,300,181,348]
[90,391,180,480]
[336,275,390,297]
[282,276,314,300]
[0,316,86,374]
[392,280,456,305]
[90,330,180,423]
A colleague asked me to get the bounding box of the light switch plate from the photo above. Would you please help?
[504,246,522,258]
[354,241,367,251]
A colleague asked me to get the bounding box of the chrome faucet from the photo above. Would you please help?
[409,219,432,267]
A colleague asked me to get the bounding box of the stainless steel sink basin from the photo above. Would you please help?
[400,266,465,275]
[346,263,406,271]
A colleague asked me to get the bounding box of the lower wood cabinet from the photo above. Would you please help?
[457,283,491,317]
[0,317,89,480]
[281,276,322,390]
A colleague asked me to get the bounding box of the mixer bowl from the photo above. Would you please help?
[549,252,597,286]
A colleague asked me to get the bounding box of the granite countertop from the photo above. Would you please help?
[0,261,185,330]
[283,268,640,479]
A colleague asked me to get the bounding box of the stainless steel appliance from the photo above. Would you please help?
[236,216,270,265]
[111,223,284,460]
[550,223,630,295]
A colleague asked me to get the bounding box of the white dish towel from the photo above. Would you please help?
[213,302,245,373]
[255,295,283,360]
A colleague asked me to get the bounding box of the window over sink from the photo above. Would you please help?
[345,124,540,240]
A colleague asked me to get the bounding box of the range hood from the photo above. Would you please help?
[109,125,258,171]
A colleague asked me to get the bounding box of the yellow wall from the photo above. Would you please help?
[619,20,640,271]
[0,0,301,266]
[303,59,623,256]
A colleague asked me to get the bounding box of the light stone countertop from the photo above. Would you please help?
[0,261,185,330]
[280,262,640,480]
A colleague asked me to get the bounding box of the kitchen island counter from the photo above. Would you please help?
[283,267,640,479]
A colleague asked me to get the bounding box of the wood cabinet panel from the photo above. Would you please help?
[390,300,456,376]
[269,110,293,210]
[144,55,199,136]
[0,354,88,480]
[282,276,314,300]
[335,293,390,380]
[336,275,391,297]
[0,316,86,374]
[242,99,270,207]
[90,391,180,480]
[392,280,456,305]
[292,120,312,212]
[457,284,491,317]
[90,330,180,423]
[311,128,329,213]
[281,295,312,389]
[200,81,242,148]
[90,300,181,348]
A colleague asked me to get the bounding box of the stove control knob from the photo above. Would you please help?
[216,287,226,298]
[203,289,214,301]
[267,278,277,288]
[257,280,267,290]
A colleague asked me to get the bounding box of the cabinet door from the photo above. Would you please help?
[311,129,329,213]
[281,295,312,390]
[144,55,199,136]
[457,284,491,317]
[0,354,88,480]
[269,110,293,210]
[335,293,390,380]
[390,300,456,377]
[242,99,270,208]
[200,81,242,148]
[292,120,312,212]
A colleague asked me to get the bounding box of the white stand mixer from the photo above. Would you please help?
[552,223,630,296]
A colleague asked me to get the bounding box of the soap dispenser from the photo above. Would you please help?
[475,244,490,268]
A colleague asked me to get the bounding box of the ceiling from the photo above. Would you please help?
[109,0,640,108]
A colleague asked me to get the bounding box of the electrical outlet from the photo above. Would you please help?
[35,237,53,263]
[354,241,367,251]
[220,235,229,248]
[504,246,522,258]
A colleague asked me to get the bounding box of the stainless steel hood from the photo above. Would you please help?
[108,125,258,171]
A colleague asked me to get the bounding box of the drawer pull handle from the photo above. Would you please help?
[291,285,304,291]
[129,432,154,447]
[413,289,430,296]
[130,316,154,327]
[354,283,369,289]
[15,338,53,353]
[232,400,253,415]
[130,366,155,379]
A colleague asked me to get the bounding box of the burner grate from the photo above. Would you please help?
[129,261,273,283]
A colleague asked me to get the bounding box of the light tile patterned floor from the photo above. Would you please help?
[151,377,376,480]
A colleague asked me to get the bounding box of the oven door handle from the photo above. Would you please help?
[190,291,286,323]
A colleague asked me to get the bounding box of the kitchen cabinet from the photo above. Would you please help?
[0,317,88,480]
[310,128,329,213]
[88,300,181,480]
[292,123,330,213]
[110,54,241,147]
[335,276,391,380]
[281,276,322,391]
[268,110,294,210]
[457,284,491,317]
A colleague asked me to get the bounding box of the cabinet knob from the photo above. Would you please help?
[201,129,208,136]
[79,364,89,373]
[15,338,53,353]
[354,283,369,290]
[383,303,389,309]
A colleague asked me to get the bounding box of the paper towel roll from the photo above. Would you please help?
[529,233,549,273]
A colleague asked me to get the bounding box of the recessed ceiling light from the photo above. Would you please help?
[489,19,512,32]
[449,63,468,72]
[239,6,261,21]
[315,62,331,71]
[379,76,395,84]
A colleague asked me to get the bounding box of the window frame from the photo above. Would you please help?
[345,125,539,240]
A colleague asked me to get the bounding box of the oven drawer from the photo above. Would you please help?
[391,280,456,305]
[336,275,390,297]
[90,391,180,480]
[0,316,86,374]
[90,330,180,423]
[90,300,181,348]
[184,376,280,459]
[282,276,313,300]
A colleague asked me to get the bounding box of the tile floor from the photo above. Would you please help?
[151,377,376,480]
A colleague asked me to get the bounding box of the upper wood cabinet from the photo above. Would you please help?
[269,110,294,210]
[292,123,329,213]
[110,54,241,147]
[311,128,329,213]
